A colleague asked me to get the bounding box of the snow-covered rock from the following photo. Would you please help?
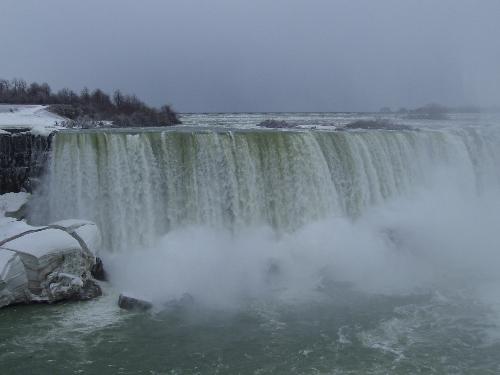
[0,217,31,242]
[0,192,32,241]
[0,249,28,307]
[0,197,103,308]
[0,192,30,213]
[51,219,102,254]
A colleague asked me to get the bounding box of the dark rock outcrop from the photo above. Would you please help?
[343,119,413,131]
[0,130,53,194]
[91,257,106,281]
[118,294,153,311]
[257,119,295,129]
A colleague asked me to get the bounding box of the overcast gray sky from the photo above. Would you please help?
[1,0,499,112]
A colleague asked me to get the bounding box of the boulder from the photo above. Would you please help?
[118,293,153,311]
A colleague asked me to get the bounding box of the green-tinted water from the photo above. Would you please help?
[2,285,500,374]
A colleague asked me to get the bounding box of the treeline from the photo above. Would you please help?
[0,78,180,127]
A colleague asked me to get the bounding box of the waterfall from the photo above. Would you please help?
[31,127,500,253]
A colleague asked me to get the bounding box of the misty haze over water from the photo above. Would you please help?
[1,1,500,375]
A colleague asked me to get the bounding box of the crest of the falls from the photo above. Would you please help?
[31,127,500,253]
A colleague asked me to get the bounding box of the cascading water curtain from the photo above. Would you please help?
[30,127,500,253]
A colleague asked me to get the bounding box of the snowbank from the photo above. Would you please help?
[0,104,65,136]
[0,192,31,241]
[0,191,30,214]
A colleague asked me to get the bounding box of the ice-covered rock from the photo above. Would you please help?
[0,216,103,308]
[51,219,102,255]
[0,249,28,307]
[0,216,31,242]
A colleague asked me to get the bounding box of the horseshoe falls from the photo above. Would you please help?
[9,114,500,374]
[33,126,500,253]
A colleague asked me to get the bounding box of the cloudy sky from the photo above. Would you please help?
[1,0,499,112]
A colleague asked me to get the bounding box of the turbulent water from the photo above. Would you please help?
[3,113,500,374]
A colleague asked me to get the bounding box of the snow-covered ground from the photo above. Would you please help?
[0,104,65,135]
